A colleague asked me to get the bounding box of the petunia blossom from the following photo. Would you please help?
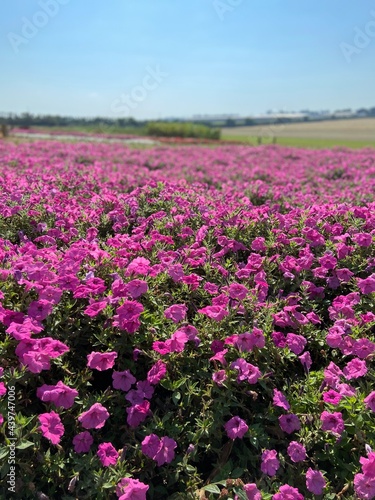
[273,484,304,500]
[112,369,136,391]
[73,431,93,453]
[87,351,118,371]
[320,410,345,435]
[261,449,280,476]
[164,304,188,323]
[343,358,367,380]
[78,403,109,429]
[147,360,167,385]
[37,380,78,409]
[273,389,290,411]
[142,434,177,466]
[97,442,119,467]
[224,416,248,439]
[116,477,149,500]
[38,411,65,445]
[287,441,306,462]
[306,468,326,495]
[279,413,301,434]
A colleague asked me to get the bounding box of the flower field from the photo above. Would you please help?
[1,140,375,499]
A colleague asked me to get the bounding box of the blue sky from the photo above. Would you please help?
[1,0,375,119]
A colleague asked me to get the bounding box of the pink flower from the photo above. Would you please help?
[360,451,375,476]
[112,369,136,391]
[353,338,375,359]
[38,411,65,445]
[97,442,119,467]
[337,383,356,397]
[364,391,375,412]
[177,324,200,344]
[39,338,69,358]
[164,304,188,323]
[298,351,312,371]
[116,478,149,500]
[251,237,266,252]
[306,468,326,495]
[354,233,372,247]
[126,257,150,276]
[230,358,261,384]
[125,279,148,298]
[286,333,307,355]
[210,349,228,365]
[212,293,229,307]
[228,283,248,300]
[142,434,177,466]
[343,358,367,380]
[39,286,62,304]
[250,327,266,349]
[87,351,118,371]
[231,333,254,352]
[22,350,52,374]
[78,403,109,429]
[354,473,375,499]
[326,326,345,348]
[320,410,345,435]
[323,389,343,405]
[126,400,151,428]
[147,360,167,385]
[273,389,290,411]
[169,264,184,282]
[204,282,219,294]
[273,484,304,500]
[84,300,107,317]
[261,449,280,476]
[126,381,154,405]
[37,381,78,409]
[0,414,3,426]
[279,413,301,434]
[0,382,6,397]
[272,331,287,348]
[153,330,188,355]
[113,300,144,333]
[243,483,261,500]
[324,362,343,388]
[224,416,248,439]
[287,441,306,462]
[198,305,228,321]
[73,431,93,453]
[27,300,54,321]
[152,341,170,355]
[358,276,375,294]
[212,370,227,386]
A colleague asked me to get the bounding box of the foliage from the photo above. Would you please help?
[0,141,375,499]
[146,122,220,140]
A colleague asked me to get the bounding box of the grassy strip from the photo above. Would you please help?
[222,135,375,149]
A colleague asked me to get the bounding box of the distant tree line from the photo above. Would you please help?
[1,108,375,131]
[0,113,221,130]
[357,107,375,116]
[0,113,148,129]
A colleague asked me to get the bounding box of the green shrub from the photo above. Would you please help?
[146,122,221,140]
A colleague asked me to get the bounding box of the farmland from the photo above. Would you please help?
[222,118,375,149]
[1,139,375,499]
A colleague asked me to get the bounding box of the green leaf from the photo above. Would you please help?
[172,391,181,404]
[233,489,248,500]
[203,484,221,494]
[102,482,114,489]
[16,440,34,450]
[230,467,244,478]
